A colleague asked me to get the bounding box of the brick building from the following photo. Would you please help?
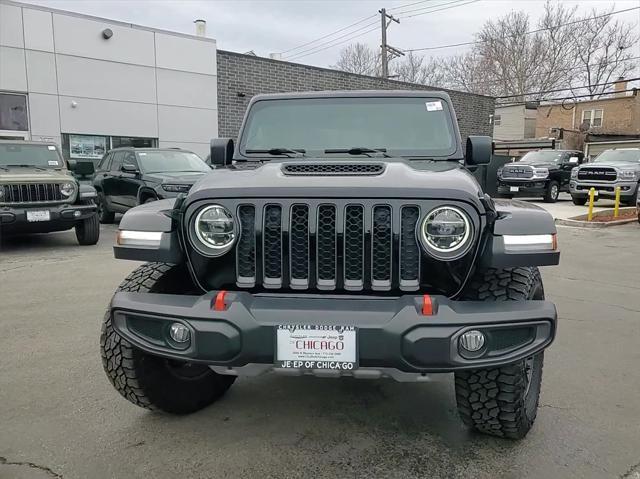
[216,50,495,143]
[535,83,640,151]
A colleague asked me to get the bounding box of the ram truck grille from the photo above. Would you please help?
[235,200,423,292]
[501,165,533,179]
[0,183,64,204]
[577,168,617,181]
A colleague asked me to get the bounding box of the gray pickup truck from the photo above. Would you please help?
[0,140,99,245]
[570,148,640,206]
[101,91,560,439]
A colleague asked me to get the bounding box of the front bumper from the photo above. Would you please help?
[498,180,549,196]
[570,180,637,199]
[110,291,557,377]
[0,202,96,233]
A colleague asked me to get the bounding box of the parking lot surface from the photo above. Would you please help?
[1,219,639,479]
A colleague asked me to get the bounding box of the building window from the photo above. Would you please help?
[582,109,603,128]
[61,134,158,162]
[493,114,502,126]
[0,93,28,131]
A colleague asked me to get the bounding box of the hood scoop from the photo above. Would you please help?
[281,162,385,176]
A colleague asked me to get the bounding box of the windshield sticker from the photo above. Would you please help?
[48,160,59,166]
[47,145,56,150]
[425,101,443,111]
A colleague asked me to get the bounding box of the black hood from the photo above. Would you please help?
[187,159,485,210]
[512,160,555,168]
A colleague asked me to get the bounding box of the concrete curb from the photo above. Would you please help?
[555,207,638,228]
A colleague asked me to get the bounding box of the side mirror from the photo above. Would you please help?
[465,136,492,166]
[73,160,95,177]
[210,138,234,168]
[121,163,139,174]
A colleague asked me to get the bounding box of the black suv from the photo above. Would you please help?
[497,150,584,202]
[102,91,560,439]
[93,148,210,223]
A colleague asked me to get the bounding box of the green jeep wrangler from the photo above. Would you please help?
[0,140,100,245]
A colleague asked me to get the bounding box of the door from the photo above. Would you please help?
[120,152,143,208]
[104,151,126,212]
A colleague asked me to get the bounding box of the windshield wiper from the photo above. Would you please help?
[245,148,306,158]
[5,164,47,171]
[324,147,390,158]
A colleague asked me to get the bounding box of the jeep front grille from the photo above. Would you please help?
[501,165,533,179]
[0,183,63,204]
[577,167,617,181]
[234,200,424,292]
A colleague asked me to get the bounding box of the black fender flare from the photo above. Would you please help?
[137,187,158,205]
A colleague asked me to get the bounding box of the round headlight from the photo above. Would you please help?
[193,204,236,255]
[60,182,75,197]
[420,206,473,260]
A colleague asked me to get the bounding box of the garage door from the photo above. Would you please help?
[586,141,640,157]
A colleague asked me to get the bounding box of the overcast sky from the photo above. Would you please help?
[20,0,640,68]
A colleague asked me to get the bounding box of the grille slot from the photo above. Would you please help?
[400,206,420,290]
[371,205,392,290]
[263,205,282,287]
[316,205,337,289]
[344,205,364,290]
[282,163,385,176]
[1,183,63,204]
[289,205,310,289]
[236,205,256,287]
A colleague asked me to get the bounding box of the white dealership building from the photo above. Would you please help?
[0,0,218,160]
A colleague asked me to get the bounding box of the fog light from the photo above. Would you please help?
[460,330,485,352]
[73,210,81,217]
[169,323,190,343]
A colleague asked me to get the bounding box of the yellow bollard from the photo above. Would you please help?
[587,188,595,221]
[614,187,621,218]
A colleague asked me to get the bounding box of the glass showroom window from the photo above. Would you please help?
[0,93,29,135]
[111,136,157,148]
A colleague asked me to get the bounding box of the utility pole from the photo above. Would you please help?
[379,8,403,79]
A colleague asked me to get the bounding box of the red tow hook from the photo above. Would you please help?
[213,290,227,311]
[422,294,434,316]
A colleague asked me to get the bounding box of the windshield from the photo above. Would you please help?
[0,144,63,168]
[136,151,210,173]
[519,151,565,163]
[239,97,457,158]
[592,149,640,163]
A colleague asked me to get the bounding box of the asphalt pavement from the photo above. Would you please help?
[1,219,639,479]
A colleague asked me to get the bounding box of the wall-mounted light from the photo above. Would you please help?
[71,100,78,108]
[236,92,246,98]
[102,28,113,40]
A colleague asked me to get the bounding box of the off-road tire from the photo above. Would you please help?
[571,196,587,206]
[97,193,115,224]
[543,180,559,203]
[75,205,100,245]
[455,267,545,439]
[100,262,236,414]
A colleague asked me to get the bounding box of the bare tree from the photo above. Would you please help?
[331,43,380,76]
[571,8,639,98]
[391,52,448,86]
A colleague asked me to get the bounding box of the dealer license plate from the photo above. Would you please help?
[276,325,357,371]
[510,186,519,192]
[26,210,50,222]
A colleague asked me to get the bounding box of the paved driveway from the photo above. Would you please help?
[1,222,639,479]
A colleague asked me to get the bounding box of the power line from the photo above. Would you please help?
[495,77,640,100]
[404,5,640,52]
[286,25,380,61]
[284,20,379,60]
[390,0,468,16]
[497,88,639,108]
[402,0,480,18]
[278,14,377,55]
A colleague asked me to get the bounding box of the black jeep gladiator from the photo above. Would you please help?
[497,150,584,203]
[101,91,559,439]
